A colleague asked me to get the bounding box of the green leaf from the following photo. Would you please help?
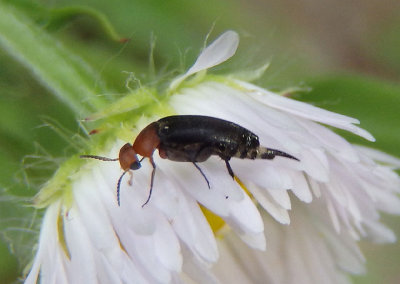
[0,2,110,115]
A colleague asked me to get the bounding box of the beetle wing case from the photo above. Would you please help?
[155,115,260,161]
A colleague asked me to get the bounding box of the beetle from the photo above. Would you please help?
[81,115,299,206]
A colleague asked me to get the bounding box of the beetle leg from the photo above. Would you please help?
[116,170,129,206]
[224,159,235,179]
[127,171,133,185]
[192,162,210,189]
[142,157,156,207]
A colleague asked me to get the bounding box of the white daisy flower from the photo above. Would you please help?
[25,31,400,284]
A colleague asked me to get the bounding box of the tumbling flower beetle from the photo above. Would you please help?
[81,115,299,206]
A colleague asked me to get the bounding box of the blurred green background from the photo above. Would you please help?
[0,0,399,283]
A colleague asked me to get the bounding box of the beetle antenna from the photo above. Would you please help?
[257,147,299,161]
[192,162,210,188]
[117,171,128,206]
[80,155,119,162]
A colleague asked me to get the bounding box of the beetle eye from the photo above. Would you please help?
[130,161,141,170]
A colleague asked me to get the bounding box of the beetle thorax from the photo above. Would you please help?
[133,122,160,157]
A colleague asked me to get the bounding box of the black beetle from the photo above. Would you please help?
[81,115,299,206]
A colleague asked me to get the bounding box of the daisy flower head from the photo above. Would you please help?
[25,31,400,283]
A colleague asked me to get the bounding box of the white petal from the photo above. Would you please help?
[374,190,400,215]
[297,119,360,163]
[156,157,243,217]
[181,246,220,284]
[236,80,375,141]
[287,171,313,203]
[63,208,99,284]
[308,177,322,198]
[150,170,219,263]
[25,202,63,284]
[355,145,400,169]
[267,188,291,210]
[225,189,264,235]
[248,183,290,224]
[174,197,219,263]
[327,198,341,233]
[236,231,266,251]
[215,207,355,284]
[300,148,330,182]
[220,188,265,250]
[323,231,366,275]
[154,220,182,271]
[363,220,396,243]
[170,31,239,90]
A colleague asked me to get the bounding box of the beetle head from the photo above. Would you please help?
[119,143,141,171]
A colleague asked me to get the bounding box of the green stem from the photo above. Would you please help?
[0,2,109,115]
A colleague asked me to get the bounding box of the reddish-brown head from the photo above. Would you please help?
[132,122,160,158]
[80,142,142,207]
[118,143,141,171]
